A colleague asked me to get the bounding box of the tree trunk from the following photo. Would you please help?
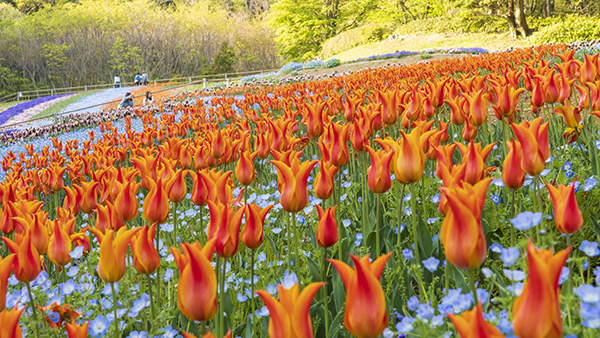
[505,0,518,38]
[515,0,531,37]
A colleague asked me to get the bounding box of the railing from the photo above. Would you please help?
[0,68,279,103]
[0,72,253,132]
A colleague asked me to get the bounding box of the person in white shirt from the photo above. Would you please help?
[143,91,153,105]
[114,74,121,88]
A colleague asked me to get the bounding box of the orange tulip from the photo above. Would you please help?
[328,122,350,167]
[131,224,161,274]
[166,169,188,203]
[492,85,525,119]
[182,330,232,338]
[513,240,570,338]
[189,170,216,207]
[511,117,550,176]
[210,129,226,159]
[0,254,16,312]
[235,150,257,186]
[440,178,491,270]
[313,160,338,200]
[241,204,273,249]
[170,240,218,322]
[47,221,72,267]
[316,205,338,248]
[366,145,394,194]
[545,183,583,234]
[114,181,140,222]
[95,202,125,233]
[554,100,582,142]
[89,227,141,283]
[394,128,425,184]
[66,320,89,338]
[255,282,324,338]
[78,181,99,214]
[47,164,67,192]
[271,158,317,213]
[28,213,50,255]
[464,89,488,126]
[214,204,244,259]
[447,302,505,338]
[328,253,391,338]
[2,231,40,283]
[502,139,525,190]
[143,178,170,224]
[461,141,495,185]
[0,307,23,338]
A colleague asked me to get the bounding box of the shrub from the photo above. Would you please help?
[303,60,325,69]
[279,62,303,74]
[325,58,341,68]
[528,16,600,45]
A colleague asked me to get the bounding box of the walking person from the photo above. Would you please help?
[134,72,142,86]
[114,74,121,88]
[141,71,149,85]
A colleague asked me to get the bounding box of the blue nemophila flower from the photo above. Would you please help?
[256,306,270,317]
[60,279,78,296]
[559,267,569,285]
[257,252,267,263]
[580,303,600,328]
[426,217,437,224]
[160,325,179,338]
[492,178,505,187]
[574,180,581,192]
[127,331,147,338]
[565,170,574,178]
[403,193,411,201]
[383,328,394,338]
[490,243,504,253]
[161,223,174,233]
[422,257,440,272]
[101,282,118,296]
[500,247,520,267]
[271,227,282,234]
[69,246,84,259]
[481,268,493,278]
[540,168,551,177]
[490,194,501,205]
[496,318,514,334]
[48,310,60,323]
[510,211,542,230]
[407,296,419,311]
[580,240,600,257]
[237,292,248,303]
[503,269,525,282]
[402,249,413,260]
[265,284,278,295]
[342,219,351,228]
[416,303,434,319]
[282,272,298,289]
[584,177,598,192]
[89,315,110,337]
[506,282,524,296]
[574,284,600,303]
[354,233,363,246]
[396,317,415,333]
[163,268,174,282]
[430,193,440,203]
[66,266,79,278]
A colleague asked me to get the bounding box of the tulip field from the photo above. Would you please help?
[2,44,600,338]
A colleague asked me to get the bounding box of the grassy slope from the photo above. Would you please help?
[332,32,529,62]
[31,91,99,120]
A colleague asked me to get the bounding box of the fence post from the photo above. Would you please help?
[203,78,206,89]
[85,85,88,92]
[51,88,54,96]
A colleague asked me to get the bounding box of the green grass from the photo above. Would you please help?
[332,32,529,62]
[31,91,99,120]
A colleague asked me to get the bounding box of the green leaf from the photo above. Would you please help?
[327,309,344,338]
[417,217,433,259]
[307,257,322,283]
[267,235,281,259]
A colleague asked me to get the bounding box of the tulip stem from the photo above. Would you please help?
[250,249,256,336]
[111,282,120,338]
[147,274,156,322]
[286,214,291,270]
[220,258,227,337]
[173,202,178,245]
[336,171,342,261]
[466,269,478,306]
[26,282,40,338]
[323,246,329,338]
[54,192,59,217]
[533,175,541,244]
[155,222,162,306]
[410,183,419,266]
[396,184,406,249]
[566,234,573,295]
[376,193,381,257]
[216,257,221,335]
[510,189,516,247]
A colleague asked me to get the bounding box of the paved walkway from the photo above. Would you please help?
[63,87,133,114]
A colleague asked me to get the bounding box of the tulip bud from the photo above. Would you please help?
[316,205,338,248]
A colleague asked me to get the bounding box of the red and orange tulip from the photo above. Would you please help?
[0,306,23,338]
[440,178,491,270]
[316,205,338,248]
[511,117,550,176]
[255,282,324,338]
[513,240,570,338]
[114,181,140,222]
[545,183,583,234]
[170,240,218,322]
[0,254,16,312]
[66,320,89,338]
[366,145,394,194]
[502,139,525,189]
[447,302,505,338]
[313,160,338,200]
[143,178,170,224]
[394,128,425,184]
[271,158,317,213]
[89,227,141,283]
[214,204,244,259]
[131,224,161,274]
[47,221,72,268]
[328,253,391,338]
[235,150,257,186]
[241,204,273,249]
[2,230,40,283]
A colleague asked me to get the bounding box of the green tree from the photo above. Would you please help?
[211,41,237,74]
[268,0,376,60]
